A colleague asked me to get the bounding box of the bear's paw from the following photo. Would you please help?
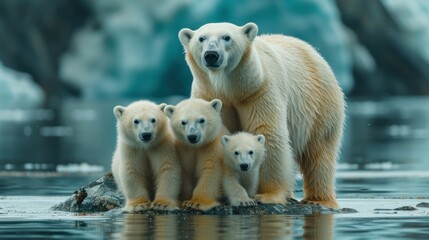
[182,198,220,211]
[151,198,179,211]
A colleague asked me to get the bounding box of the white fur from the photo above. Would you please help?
[179,22,345,208]
[111,100,181,212]
[221,132,265,206]
[164,98,229,211]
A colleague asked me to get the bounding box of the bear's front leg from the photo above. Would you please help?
[253,128,295,205]
[182,156,222,211]
[150,151,181,211]
[121,172,151,212]
[223,170,256,207]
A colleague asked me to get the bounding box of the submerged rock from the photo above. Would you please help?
[416,202,429,208]
[52,173,357,215]
[394,206,418,211]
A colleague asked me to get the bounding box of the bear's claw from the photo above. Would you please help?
[151,199,179,211]
[254,193,287,205]
[239,200,257,207]
[124,203,150,213]
[230,198,257,207]
[300,199,339,209]
[182,200,219,211]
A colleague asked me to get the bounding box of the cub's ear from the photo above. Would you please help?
[113,106,125,120]
[256,134,265,144]
[164,105,175,118]
[210,99,222,112]
[178,28,194,46]
[159,103,167,112]
[242,22,258,41]
[221,135,230,145]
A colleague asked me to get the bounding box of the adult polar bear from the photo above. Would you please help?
[178,22,345,208]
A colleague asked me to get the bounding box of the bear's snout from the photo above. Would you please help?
[141,132,153,142]
[187,134,199,144]
[239,164,249,172]
[204,51,220,67]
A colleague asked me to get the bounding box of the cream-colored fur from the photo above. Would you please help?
[178,22,345,208]
[164,98,229,211]
[221,132,265,206]
[111,100,181,212]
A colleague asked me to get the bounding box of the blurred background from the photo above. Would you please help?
[1,0,429,173]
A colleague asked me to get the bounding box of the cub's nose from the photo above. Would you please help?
[204,51,219,65]
[141,133,152,142]
[187,135,198,144]
[240,164,249,172]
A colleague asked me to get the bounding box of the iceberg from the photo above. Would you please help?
[60,0,354,99]
[0,61,45,108]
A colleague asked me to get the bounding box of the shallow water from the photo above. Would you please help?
[1,97,429,239]
[1,174,428,240]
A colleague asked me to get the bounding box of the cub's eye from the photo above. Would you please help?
[181,121,186,126]
[223,36,231,41]
[234,151,239,156]
[249,150,254,155]
[151,118,156,123]
[199,118,205,124]
[133,119,139,124]
[199,37,205,42]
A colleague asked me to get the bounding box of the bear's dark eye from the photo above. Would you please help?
[234,151,239,156]
[199,36,205,42]
[133,119,139,124]
[223,36,231,41]
[181,121,186,126]
[199,118,205,124]
[249,150,254,155]
[151,118,156,123]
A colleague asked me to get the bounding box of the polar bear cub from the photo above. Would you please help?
[164,98,229,211]
[111,100,181,212]
[221,132,265,206]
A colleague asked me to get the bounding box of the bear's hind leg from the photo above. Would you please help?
[299,133,340,209]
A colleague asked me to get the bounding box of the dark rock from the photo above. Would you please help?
[416,202,429,207]
[51,173,124,212]
[416,202,429,208]
[334,208,359,214]
[394,206,417,211]
[374,208,394,211]
[52,173,357,215]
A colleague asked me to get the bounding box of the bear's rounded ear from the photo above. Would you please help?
[242,22,258,41]
[256,134,265,144]
[159,103,167,112]
[210,99,222,112]
[113,106,125,119]
[164,105,175,118]
[178,28,194,46]
[221,135,229,145]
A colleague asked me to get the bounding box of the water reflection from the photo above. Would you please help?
[302,214,334,240]
[110,213,336,240]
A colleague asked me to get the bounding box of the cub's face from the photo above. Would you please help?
[114,101,167,147]
[178,22,258,72]
[164,99,223,147]
[221,133,265,172]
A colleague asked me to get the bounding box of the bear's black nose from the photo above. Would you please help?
[204,51,219,65]
[187,135,198,144]
[240,164,249,171]
[141,133,152,142]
